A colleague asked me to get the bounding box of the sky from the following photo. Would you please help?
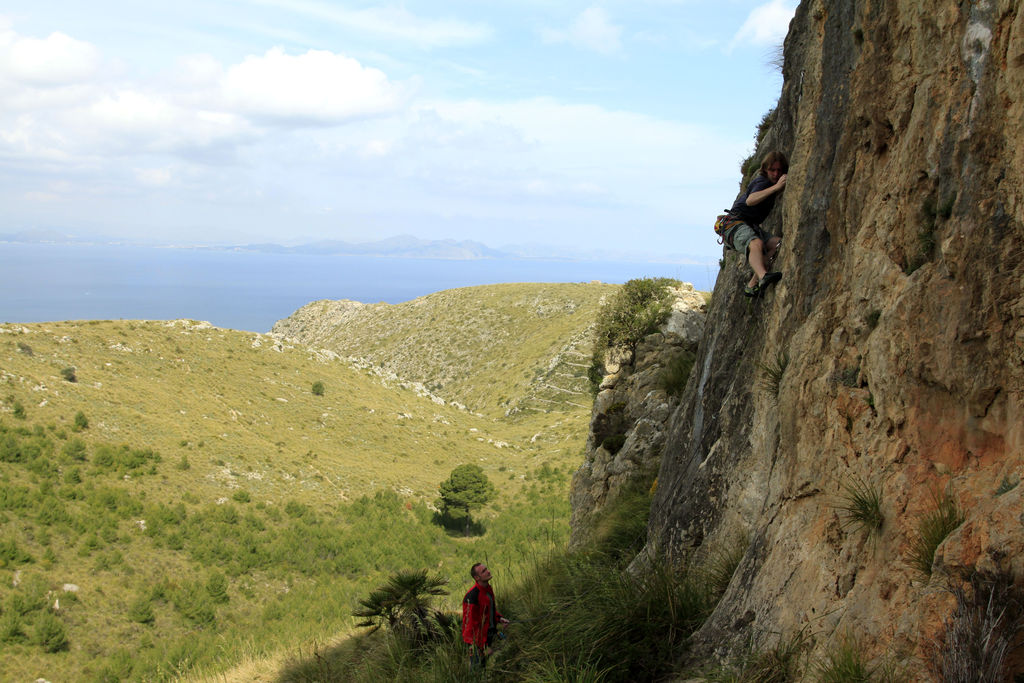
[0,0,797,265]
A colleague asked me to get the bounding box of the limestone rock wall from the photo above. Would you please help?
[636,0,1022,675]
[569,285,706,547]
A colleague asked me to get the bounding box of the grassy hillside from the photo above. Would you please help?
[0,308,597,681]
[271,282,617,417]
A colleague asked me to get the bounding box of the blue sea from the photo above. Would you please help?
[0,243,716,333]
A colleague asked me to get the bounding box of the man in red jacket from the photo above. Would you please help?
[462,562,509,667]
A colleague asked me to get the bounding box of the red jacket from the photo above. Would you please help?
[462,582,503,648]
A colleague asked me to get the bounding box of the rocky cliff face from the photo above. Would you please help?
[577,0,1024,676]
[568,285,706,547]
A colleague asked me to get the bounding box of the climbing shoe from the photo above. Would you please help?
[743,284,759,297]
[759,271,782,290]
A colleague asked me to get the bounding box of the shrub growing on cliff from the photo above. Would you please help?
[660,348,696,397]
[702,534,749,599]
[589,277,678,391]
[833,475,884,536]
[908,491,964,577]
[934,569,1024,683]
[311,380,325,396]
[758,350,789,401]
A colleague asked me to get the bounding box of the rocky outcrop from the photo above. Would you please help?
[572,0,1023,677]
[569,285,706,547]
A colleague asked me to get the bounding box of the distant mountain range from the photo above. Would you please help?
[226,235,506,260]
[0,229,705,264]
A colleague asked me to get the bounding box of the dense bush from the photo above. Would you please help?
[589,277,679,392]
[660,348,696,397]
[32,612,69,653]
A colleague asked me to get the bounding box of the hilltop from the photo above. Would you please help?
[272,282,618,417]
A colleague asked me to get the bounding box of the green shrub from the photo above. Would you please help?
[32,612,69,652]
[62,438,87,461]
[128,595,155,624]
[284,500,310,518]
[60,367,77,383]
[590,278,679,391]
[815,638,871,682]
[73,410,89,431]
[13,400,26,420]
[0,610,25,643]
[908,492,964,577]
[592,402,631,457]
[311,380,325,396]
[0,538,33,567]
[206,572,230,604]
[738,108,777,182]
[661,348,696,397]
[866,309,881,330]
[498,558,711,681]
[173,582,217,627]
[232,490,251,503]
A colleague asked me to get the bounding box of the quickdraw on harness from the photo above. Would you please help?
[714,212,745,247]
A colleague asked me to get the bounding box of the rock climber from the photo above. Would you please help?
[722,150,788,297]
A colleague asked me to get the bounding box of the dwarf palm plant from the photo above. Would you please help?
[353,569,452,648]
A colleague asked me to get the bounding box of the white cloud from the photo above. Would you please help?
[221,47,407,124]
[0,28,100,85]
[730,0,797,51]
[244,0,492,48]
[541,8,622,55]
[135,167,173,187]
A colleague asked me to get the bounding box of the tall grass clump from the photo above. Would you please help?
[758,350,789,402]
[703,627,810,682]
[588,481,655,562]
[934,569,1024,683]
[814,638,871,682]
[833,475,884,536]
[908,491,964,577]
[702,533,749,599]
